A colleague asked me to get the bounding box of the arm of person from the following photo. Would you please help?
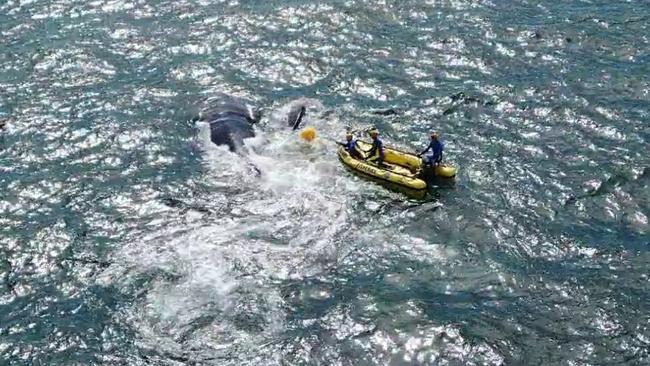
[418,142,432,156]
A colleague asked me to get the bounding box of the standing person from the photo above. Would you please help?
[418,131,444,167]
[364,128,385,167]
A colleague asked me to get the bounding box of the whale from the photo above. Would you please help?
[198,95,307,153]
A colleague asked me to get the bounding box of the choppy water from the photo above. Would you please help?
[1,0,649,365]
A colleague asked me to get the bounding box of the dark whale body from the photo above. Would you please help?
[199,96,259,152]
[199,95,306,152]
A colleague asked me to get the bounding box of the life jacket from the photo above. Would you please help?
[368,138,384,158]
[344,140,357,152]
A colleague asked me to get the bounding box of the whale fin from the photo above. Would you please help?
[247,161,261,177]
[289,105,307,130]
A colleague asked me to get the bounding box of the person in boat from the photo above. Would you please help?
[343,132,363,159]
[418,131,444,167]
[364,128,385,167]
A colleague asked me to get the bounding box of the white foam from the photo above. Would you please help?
[105,100,441,360]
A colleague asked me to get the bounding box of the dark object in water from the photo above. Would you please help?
[370,108,399,116]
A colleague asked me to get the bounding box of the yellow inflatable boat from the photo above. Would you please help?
[337,140,456,194]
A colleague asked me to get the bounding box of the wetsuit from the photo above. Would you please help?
[365,137,385,166]
[344,139,362,159]
[420,139,443,166]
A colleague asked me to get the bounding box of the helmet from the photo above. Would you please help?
[369,128,379,136]
[346,133,353,139]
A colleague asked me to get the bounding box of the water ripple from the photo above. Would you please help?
[1,0,649,365]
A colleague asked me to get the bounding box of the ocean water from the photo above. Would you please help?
[1,0,649,365]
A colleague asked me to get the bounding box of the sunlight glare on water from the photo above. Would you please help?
[1,0,649,365]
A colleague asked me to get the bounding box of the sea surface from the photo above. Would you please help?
[1,0,649,365]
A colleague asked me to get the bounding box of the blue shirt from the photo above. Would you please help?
[344,139,357,153]
[367,137,384,158]
[421,139,444,161]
